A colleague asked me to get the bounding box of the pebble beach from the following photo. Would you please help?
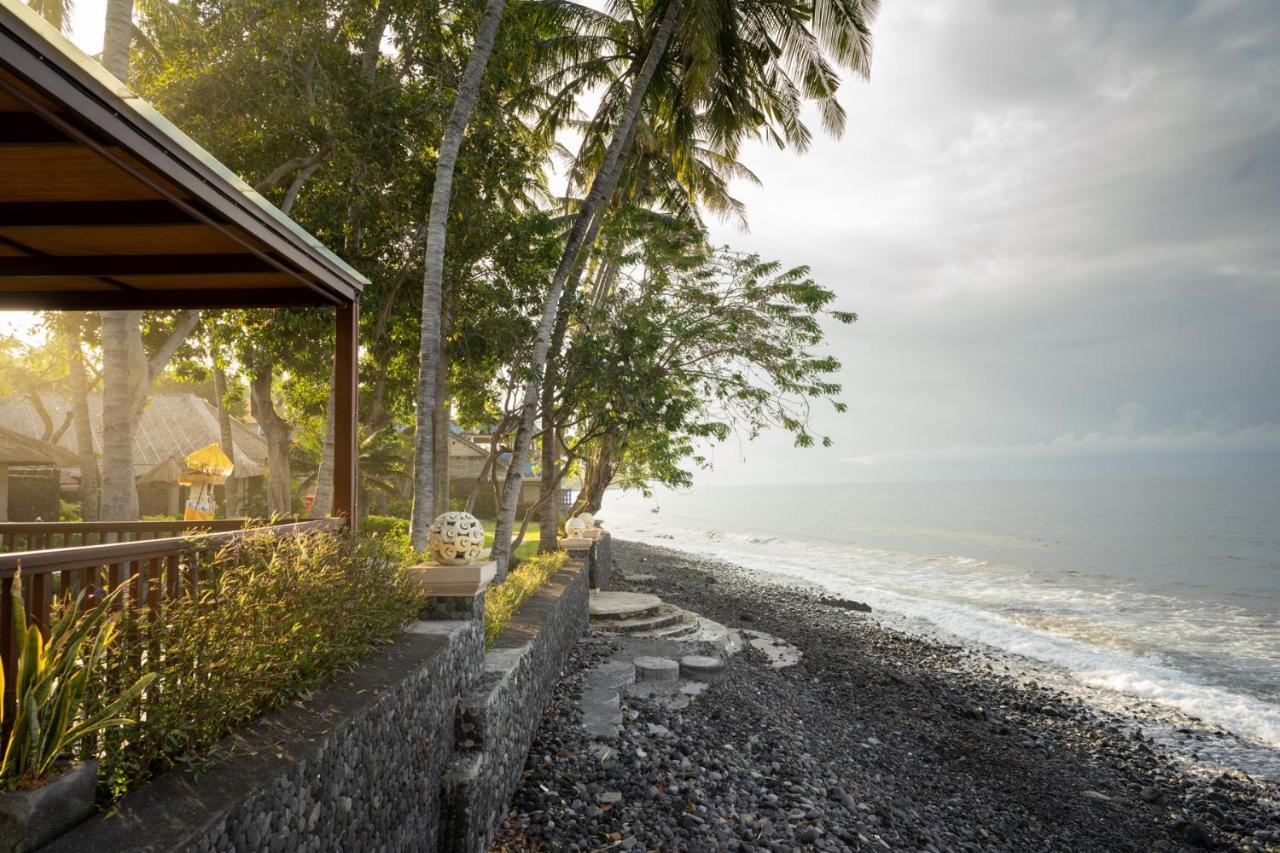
[493,539,1280,852]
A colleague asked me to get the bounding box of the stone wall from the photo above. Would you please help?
[44,619,484,853]
[439,560,590,853]
[562,533,613,591]
[592,532,614,591]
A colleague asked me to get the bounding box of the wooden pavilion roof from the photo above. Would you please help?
[0,0,369,310]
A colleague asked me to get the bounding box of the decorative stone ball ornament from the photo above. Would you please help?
[564,513,593,538]
[427,511,486,565]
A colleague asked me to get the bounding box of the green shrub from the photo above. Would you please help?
[57,499,81,522]
[362,514,409,541]
[483,551,567,648]
[2,579,154,789]
[92,528,420,799]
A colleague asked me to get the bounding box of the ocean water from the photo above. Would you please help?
[600,478,1280,778]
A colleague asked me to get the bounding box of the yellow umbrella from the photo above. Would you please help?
[183,443,233,521]
[185,442,234,480]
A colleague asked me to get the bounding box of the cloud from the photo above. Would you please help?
[689,0,1280,486]
[842,412,1280,469]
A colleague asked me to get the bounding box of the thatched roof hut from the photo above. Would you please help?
[0,423,78,520]
[0,392,268,481]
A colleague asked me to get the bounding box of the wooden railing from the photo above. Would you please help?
[0,518,302,552]
[0,517,347,718]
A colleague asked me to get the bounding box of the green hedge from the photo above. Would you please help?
[91,528,420,800]
[362,514,409,542]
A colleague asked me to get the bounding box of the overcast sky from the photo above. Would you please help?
[52,0,1280,485]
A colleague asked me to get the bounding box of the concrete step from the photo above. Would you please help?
[679,654,726,681]
[634,656,679,683]
[632,612,701,640]
[592,603,684,635]
[589,591,663,622]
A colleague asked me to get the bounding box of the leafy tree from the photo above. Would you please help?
[564,248,855,512]
[491,0,878,572]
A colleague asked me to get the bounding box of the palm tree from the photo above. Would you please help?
[97,0,138,522]
[101,0,133,79]
[96,2,202,521]
[491,0,878,573]
[533,108,757,553]
[28,0,74,32]
[410,0,509,552]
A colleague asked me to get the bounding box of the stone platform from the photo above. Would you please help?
[589,591,701,639]
[589,591,663,620]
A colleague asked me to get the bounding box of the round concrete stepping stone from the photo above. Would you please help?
[634,656,679,683]
[590,591,663,620]
[679,654,726,680]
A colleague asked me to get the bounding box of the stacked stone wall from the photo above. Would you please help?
[439,561,590,853]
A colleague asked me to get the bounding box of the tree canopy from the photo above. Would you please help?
[19,0,875,543]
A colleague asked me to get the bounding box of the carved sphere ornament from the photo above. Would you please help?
[564,513,593,538]
[427,512,486,565]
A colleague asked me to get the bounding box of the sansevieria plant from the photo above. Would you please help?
[0,573,156,787]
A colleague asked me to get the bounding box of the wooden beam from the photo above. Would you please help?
[0,201,196,227]
[0,112,73,144]
[0,26,364,305]
[332,302,359,529]
[0,287,328,310]
[0,253,276,277]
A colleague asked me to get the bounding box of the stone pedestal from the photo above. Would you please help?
[408,561,497,622]
[0,760,97,852]
[561,533,612,591]
[558,537,592,558]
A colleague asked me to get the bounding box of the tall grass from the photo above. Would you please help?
[483,551,567,648]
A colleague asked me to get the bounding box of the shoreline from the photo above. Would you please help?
[494,539,1280,852]
[626,529,1280,783]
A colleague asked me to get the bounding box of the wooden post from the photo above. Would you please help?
[333,302,359,531]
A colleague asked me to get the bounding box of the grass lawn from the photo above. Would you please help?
[481,519,542,563]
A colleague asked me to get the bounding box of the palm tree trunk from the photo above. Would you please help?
[538,394,558,552]
[251,370,292,516]
[410,0,507,552]
[67,340,99,521]
[432,345,450,516]
[310,384,337,517]
[99,311,138,521]
[101,0,133,80]
[212,364,241,517]
[538,295,575,553]
[96,5,139,523]
[490,0,684,575]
